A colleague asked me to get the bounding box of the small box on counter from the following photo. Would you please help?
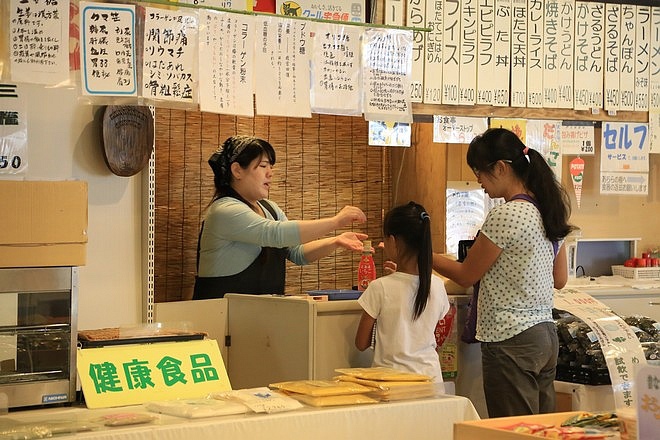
[454,411,601,440]
[0,180,88,267]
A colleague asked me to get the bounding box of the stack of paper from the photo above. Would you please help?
[268,380,378,407]
[334,367,439,402]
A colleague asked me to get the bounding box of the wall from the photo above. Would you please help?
[11,84,144,330]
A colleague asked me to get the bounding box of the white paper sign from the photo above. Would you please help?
[526,120,562,181]
[142,7,199,103]
[600,122,650,173]
[81,2,137,96]
[199,11,255,116]
[433,115,487,144]
[10,0,69,85]
[636,364,660,440]
[0,84,28,175]
[362,29,413,123]
[310,23,362,115]
[560,122,595,155]
[254,16,312,118]
[600,172,649,195]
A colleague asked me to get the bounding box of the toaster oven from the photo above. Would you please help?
[0,267,78,409]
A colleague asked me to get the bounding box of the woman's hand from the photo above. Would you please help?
[334,206,367,228]
[335,232,368,251]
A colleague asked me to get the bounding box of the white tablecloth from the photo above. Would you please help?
[2,395,479,440]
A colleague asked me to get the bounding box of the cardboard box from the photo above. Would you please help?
[0,181,87,267]
[454,411,585,440]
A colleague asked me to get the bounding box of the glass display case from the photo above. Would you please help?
[0,267,78,409]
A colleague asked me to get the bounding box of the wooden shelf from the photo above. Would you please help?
[412,103,649,123]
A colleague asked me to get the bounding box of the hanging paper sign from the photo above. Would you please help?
[0,84,28,175]
[81,2,137,96]
[433,116,488,144]
[569,157,585,208]
[362,28,413,123]
[368,121,411,146]
[489,118,526,141]
[600,122,650,173]
[560,122,595,155]
[526,120,563,181]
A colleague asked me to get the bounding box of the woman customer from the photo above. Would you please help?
[432,128,574,417]
[355,202,450,388]
[193,135,367,299]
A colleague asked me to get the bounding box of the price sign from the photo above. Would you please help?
[0,84,27,174]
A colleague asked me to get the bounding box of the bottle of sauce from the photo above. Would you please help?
[357,240,377,291]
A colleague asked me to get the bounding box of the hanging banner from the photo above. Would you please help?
[0,84,28,175]
[554,289,647,412]
[81,2,137,97]
[142,7,199,104]
[569,157,585,208]
[310,23,362,116]
[10,0,70,85]
[526,120,563,181]
[254,16,312,118]
[199,11,255,117]
[362,28,413,123]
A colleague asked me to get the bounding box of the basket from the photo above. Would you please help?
[611,265,660,280]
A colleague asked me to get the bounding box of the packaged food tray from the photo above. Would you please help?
[611,265,660,280]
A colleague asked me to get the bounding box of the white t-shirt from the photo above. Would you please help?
[358,272,450,383]
[478,200,556,342]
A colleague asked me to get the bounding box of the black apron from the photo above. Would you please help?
[192,200,288,299]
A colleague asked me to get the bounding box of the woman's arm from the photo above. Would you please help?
[432,233,502,287]
[301,232,368,263]
[553,243,568,289]
[355,310,376,351]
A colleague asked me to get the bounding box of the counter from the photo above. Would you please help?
[1,395,480,440]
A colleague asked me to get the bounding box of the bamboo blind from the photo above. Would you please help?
[154,109,392,302]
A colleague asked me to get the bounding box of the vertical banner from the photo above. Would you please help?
[526,120,562,181]
[459,0,477,105]
[0,84,27,175]
[650,7,660,154]
[9,0,70,85]
[492,0,511,106]
[569,157,585,208]
[254,16,311,118]
[556,0,575,108]
[604,3,620,113]
[442,0,461,105]
[634,6,651,112]
[407,0,426,103]
[476,0,495,105]
[555,289,647,414]
[509,0,527,108]
[362,29,413,123]
[600,122,650,195]
[423,0,443,104]
[574,2,604,111]
[142,7,198,104]
[81,2,137,97]
[310,23,363,115]
[543,0,560,108]
[526,0,543,108]
[199,11,255,117]
[619,5,636,111]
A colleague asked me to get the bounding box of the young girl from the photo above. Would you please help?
[355,202,450,387]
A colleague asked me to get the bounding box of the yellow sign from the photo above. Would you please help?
[489,118,527,142]
[77,339,232,408]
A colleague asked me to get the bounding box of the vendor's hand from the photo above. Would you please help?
[335,232,368,252]
[334,206,367,228]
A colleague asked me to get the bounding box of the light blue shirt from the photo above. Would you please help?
[197,197,307,277]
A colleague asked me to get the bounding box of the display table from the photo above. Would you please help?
[2,395,479,440]
[554,380,615,412]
